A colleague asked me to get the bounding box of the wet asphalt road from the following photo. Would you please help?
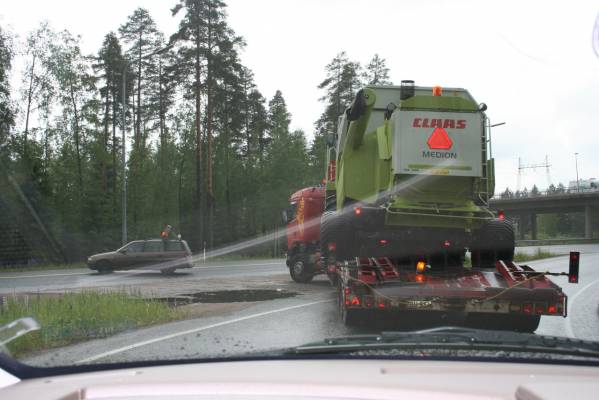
[6,244,599,367]
[0,260,286,295]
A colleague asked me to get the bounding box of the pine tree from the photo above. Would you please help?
[171,0,244,249]
[0,25,14,148]
[363,54,391,85]
[119,8,162,151]
[20,22,56,159]
[94,33,129,216]
[316,52,363,135]
[261,91,309,237]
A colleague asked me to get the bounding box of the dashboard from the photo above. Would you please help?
[1,359,599,400]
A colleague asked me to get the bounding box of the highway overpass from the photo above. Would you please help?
[489,191,599,240]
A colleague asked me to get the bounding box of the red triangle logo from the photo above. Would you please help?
[427,128,453,150]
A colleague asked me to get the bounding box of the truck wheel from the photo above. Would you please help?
[471,219,515,268]
[289,257,314,283]
[96,260,113,274]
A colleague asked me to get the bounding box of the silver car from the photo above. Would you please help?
[87,239,193,274]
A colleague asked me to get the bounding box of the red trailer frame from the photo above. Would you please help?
[333,254,578,331]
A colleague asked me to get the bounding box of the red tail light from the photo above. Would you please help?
[350,295,361,306]
[523,303,533,314]
[498,210,505,221]
[379,239,388,246]
[548,305,557,314]
[378,301,386,309]
[569,252,579,283]
[354,207,362,216]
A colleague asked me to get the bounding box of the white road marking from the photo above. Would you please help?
[565,276,599,339]
[0,261,284,280]
[76,299,332,364]
[0,271,88,280]
[192,261,283,269]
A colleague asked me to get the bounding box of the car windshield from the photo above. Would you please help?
[0,0,597,373]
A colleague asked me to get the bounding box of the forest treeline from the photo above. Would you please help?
[0,1,392,262]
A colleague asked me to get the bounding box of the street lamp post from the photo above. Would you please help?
[575,152,580,193]
[122,62,127,246]
[121,45,173,246]
[486,120,505,159]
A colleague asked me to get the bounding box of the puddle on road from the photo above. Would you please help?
[157,289,298,306]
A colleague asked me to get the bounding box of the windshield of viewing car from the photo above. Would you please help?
[0,0,598,372]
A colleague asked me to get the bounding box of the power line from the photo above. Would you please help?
[517,155,551,191]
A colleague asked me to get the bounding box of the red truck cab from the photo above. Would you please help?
[285,187,325,282]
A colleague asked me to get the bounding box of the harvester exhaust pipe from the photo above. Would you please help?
[400,80,415,100]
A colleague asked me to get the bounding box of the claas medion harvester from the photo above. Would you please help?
[284,81,578,331]
[320,81,511,269]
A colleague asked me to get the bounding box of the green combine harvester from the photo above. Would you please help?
[321,81,514,269]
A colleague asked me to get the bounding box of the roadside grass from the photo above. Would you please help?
[513,248,558,262]
[0,262,85,274]
[463,248,557,268]
[0,291,184,358]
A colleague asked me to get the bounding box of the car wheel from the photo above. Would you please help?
[160,267,177,275]
[96,260,113,274]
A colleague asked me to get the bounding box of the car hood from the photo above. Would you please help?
[88,251,117,260]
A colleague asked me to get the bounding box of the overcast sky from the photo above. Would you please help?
[2,0,598,193]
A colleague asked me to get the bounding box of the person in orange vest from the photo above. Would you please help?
[161,224,172,239]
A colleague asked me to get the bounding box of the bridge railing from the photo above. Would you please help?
[496,186,598,199]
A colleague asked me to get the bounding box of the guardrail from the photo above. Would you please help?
[516,238,599,246]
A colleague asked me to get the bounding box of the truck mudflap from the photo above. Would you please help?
[337,256,573,318]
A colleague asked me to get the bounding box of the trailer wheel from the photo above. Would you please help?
[471,219,515,268]
[289,256,313,283]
